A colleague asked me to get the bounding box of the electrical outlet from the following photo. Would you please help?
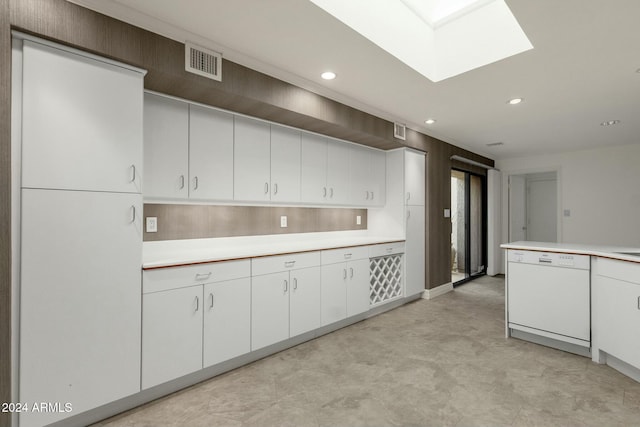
[280,216,288,228]
[356,215,362,225]
[146,217,158,233]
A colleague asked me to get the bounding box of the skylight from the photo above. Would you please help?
[308,0,533,82]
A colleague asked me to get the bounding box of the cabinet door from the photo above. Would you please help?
[21,40,143,193]
[326,140,351,204]
[349,145,370,206]
[203,278,251,367]
[251,272,290,350]
[370,149,386,206]
[405,205,425,296]
[142,286,203,389]
[300,132,328,203]
[405,150,425,206]
[144,93,189,199]
[290,267,321,337]
[271,125,301,203]
[234,116,271,201]
[189,104,234,201]
[321,263,347,326]
[594,276,640,367]
[20,189,142,427]
[347,258,371,317]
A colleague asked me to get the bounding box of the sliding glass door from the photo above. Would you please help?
[451,169,486,285]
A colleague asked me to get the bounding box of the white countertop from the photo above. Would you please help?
[143,231,405,269]
[501,241,640,263]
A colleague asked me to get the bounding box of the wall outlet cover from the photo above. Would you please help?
[444,209,451,218]
[356,215,362,225]
[146,217,158,233]
[280,215,288,228]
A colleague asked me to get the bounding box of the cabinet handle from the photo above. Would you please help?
[130,205,136,223]
[330,188,334,198]
[284,279,288,293]
[323,187,327,198]
[371,191,374,200]
[209,293,214,309]
[179,175,185,189]
[365,191,369,200]
[407,192,411,202]
[407,210,411,219]
[343,269,347,279]
[195,296,199,312]
[344,253,352,259]
[350,267,354,279]
[195,272,212,281]
[386,247,393,253]
[284,260,296,268]
[637,296,640,310]
[293,278,298,290]
[193,176,199,190]
[264,182,269,194]
[130,165,136,183]
[273,183,278,195]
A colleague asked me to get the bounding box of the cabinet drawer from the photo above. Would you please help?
[321,246,369,265]
[143,259,251,294]
[596,257,640,285]
[369,242,405,258]
[252,251,321,276]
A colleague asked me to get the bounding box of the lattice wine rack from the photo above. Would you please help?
[370,254,403,306]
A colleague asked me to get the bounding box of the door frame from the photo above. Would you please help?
[451,168,488,286]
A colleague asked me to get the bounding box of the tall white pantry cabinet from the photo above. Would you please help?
[14,37,145,427]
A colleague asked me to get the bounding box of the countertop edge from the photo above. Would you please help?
[143,238,406,270]
[501,242,640,264]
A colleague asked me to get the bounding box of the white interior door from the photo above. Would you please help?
[526,178,557,242]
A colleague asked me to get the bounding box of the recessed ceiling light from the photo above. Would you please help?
[600,120,621,126]
[508,98,523,105]
[321,71,336,80]
[425,118,436,125]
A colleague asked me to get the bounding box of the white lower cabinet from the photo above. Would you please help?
[203,278,251,368]
[142,260,251,389]
[321,247,371,326]
[405,205,425,296]
[251,252,321,351]
[594,258,640,369]
[142,286,203,390]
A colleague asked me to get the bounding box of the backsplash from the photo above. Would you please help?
[143,204,368,241]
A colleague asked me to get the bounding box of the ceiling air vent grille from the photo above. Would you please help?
[394,123,406,141]
[185,42,222,81]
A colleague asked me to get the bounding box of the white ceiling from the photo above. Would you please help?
[69,0,640,160]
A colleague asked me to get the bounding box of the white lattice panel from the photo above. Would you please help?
[370,254,403,306]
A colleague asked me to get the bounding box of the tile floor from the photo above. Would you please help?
[95,275,640,426]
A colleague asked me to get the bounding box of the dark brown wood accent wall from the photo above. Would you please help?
[0,0,11,423]
[0,1,494,419]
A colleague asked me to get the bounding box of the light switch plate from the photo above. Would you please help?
[444,209,451,218]
[146,217,158,233]
[280,216,288,228]
[563,209,571,217]
[356,215,362,225]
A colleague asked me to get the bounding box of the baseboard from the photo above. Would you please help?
[422,282,453,300]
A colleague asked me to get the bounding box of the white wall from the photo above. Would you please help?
[496,143,640,271]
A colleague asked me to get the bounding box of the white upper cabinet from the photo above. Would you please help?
[234,116,271,202]
[405,150,426,206]
[189,104,234,200]
[300,132,328,203]
[144,93,189,199]
[270,125,301,203]
[300,132,353,205]
[21,40,143,193]
[350,145,386,207]
[326,141,350,204]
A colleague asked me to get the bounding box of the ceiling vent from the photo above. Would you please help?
[185,42,222,81]
[394,123,406,140]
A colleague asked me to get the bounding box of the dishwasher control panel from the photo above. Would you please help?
[508,250,590,270]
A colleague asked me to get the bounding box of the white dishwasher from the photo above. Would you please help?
[507,249,591,354]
